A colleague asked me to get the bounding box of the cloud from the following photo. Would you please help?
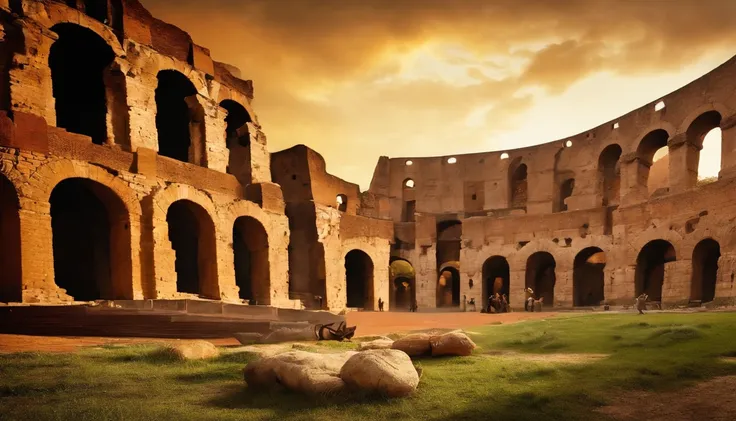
[140,0,736,188]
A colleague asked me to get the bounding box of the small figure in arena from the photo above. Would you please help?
[524,288,535,312]
[636,293,648,315]
[378,297,384,312]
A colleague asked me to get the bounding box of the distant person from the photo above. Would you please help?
[314,295,323,309]
[468,297,477,312]
[524,288,534,311]
[636,293,648,315]
[378,297,384,312]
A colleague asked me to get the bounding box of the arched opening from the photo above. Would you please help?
[336,194,348,212]
[510,160,528,209]
[0,175,21,303]
[402,178,416,222]
[558,178,575,212]
[155,70,206,165]
[166,200,218,298]
[635,240,676,302]
[691,239,720,303]
[525,252,556,306]
[482,256,510,304]
[220,100,251,148]
[573,247,606,306]
[599,144,622,206]
[437,266,460,307]
[85,0,108,24]
[49,24,115,145]
[637,129,670,196]
[345,249,374,309]
[233,216,269,305]
[687,111,722,186]
[50,178,132,301]
[390,258,415,311]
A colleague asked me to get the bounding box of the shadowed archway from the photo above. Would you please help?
[525,252,556,306]
[573,247,606,306]
[635,239,676,302]
[345,249,374,309]
[233,216,269,305]
[691,238,720,304]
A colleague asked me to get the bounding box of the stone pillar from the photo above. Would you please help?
[620,153,649,206]
[214,226,239,303]
[526,169,554,214]
[18,200,72,303]
[662,260,690,307]
[714,253,736,306]
[553,268,573,308]
[250,125,272,184]
[10,24,56,125]
[667,133,699,193]
[125,70,159,151]
[203,101,229,173]
[719,115,736,180]
[509,270,525,310]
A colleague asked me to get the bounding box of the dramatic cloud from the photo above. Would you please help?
[142,0,736,188]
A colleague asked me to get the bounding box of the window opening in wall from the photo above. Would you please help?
[565,140,573,148]
[613,122,620,129]
[688,111,723,186]
[558,178,575,212]
[471,194,477,201]
[447,157,457,164]
[155,70,205,165]
[403,200,416,222]
[638,129,670,196]
[500,153,509,160]
[220,100,252,148]
[49,24,115,145]
[336,194,348,212]
[599,144,622,207]
[510,161,528,209]
[405,160,413,166]
[654,101,666,112]
[404,179,415,188]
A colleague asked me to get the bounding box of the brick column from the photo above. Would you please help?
[620,152,649,206]
[719,115,736,179]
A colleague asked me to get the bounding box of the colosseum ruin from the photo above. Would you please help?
[1,0,735,326]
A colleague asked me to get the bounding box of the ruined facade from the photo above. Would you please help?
[0,0,391,311]
[2,0,736,314]
[369,56,736,310]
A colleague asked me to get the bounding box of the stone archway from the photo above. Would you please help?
[573,247,606,306]
[635,239,676,302]
[525,252,556,306]
[345,249,374,309]
[437,266,460,307]
[166,199,218,299]
[389,258,415,311]
[155,70,206,165]
[233,216,269,305]
[49,23,116,145]
[50,178,132,300]
[691,238,720,303]
[482,256,510,303]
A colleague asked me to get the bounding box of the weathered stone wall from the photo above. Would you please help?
[370,51,736,310]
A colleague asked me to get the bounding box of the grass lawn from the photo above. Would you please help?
[2,312,736,421]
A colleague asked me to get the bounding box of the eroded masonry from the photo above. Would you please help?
[2,0,736,313]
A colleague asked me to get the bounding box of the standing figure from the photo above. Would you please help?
[524,288,534,311]
[636,293,648,315]
[378,297,384,312]
[501,294,509,313]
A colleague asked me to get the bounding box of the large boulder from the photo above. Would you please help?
[391,333,431,357]
[429,332,476,357]
[161,340,220,360]
[357,339,394,351]
[243,350,357,395]
[340,349,420,398]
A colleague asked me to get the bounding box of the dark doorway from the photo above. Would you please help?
[482,256,510,303]
[526,252,556,306]
[510,161,528,209]
[167,200,218,298]
[558,178,575,212]
[573,247,606,306]
[390,258,415,311]
[635,239,676,302]
[49,24,115,145]
[0,175,21,303]
[233,216,269,304]
[50,178,131,301]
[691,239,720,303]
[345,249,374,309]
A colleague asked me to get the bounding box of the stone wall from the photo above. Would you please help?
[369,51,736,310]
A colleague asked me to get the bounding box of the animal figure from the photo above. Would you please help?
[635,293,649,315]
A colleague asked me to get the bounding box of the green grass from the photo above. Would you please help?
[3,312,736,420]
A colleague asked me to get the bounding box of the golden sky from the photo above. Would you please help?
[142,0,736,190]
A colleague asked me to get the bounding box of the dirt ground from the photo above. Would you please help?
[597,376,736,421]
[0,310,553,353]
